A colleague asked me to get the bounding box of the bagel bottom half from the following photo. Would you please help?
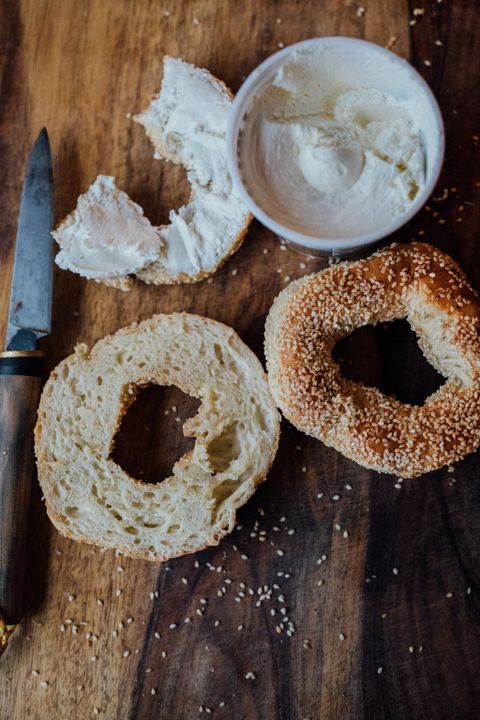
[265,242,480,478]
[35,314,280,560]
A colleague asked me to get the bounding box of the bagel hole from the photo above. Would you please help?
[129,163,191,227]
[110,383,201,484]
[332,319,444,405]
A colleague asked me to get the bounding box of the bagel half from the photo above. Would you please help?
[53,58,252,289]
[35,314,280,560]
[265,242,480,478]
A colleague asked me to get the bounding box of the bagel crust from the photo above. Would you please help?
[35,314,280,560]
[265,243,480,478]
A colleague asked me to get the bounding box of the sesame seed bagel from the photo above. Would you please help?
[265,243,480,478]
[35,313,280,560]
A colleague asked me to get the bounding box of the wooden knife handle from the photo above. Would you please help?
[0,351,43,624]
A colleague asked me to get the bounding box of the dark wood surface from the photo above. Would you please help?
[1,1,480,718]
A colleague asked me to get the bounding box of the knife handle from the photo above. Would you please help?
[0,351,43,624]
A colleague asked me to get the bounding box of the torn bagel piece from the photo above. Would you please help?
[54,58,251,290]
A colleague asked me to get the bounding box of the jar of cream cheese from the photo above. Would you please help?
[226,37,445,257]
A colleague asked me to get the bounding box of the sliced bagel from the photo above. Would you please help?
[265,242,480,478]
[53,58,251,288]
[35,314,280,560]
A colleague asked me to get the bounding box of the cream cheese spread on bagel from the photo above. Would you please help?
[53,58,251,288]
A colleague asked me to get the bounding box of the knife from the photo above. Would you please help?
[0,129,53,655]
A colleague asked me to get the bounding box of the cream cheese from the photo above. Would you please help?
[54,176,163,278]
[238,47,426,239]
[54,58,250,283]
[134,57,250,280]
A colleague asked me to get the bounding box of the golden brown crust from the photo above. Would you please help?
[265,243,480,478]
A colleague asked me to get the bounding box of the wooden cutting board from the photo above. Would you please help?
[1,1,480,718]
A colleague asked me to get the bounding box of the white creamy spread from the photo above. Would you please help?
[238,47,426,238]
[54,176,163,278]
[134,57,250,279]
[54,58,250,282]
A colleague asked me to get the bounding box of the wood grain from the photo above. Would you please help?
[1,1,479,718]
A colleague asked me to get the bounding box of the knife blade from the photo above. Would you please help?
[6,128,53,350]
[0,129,54,654]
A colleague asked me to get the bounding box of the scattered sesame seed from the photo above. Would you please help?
[377,666,383,674]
